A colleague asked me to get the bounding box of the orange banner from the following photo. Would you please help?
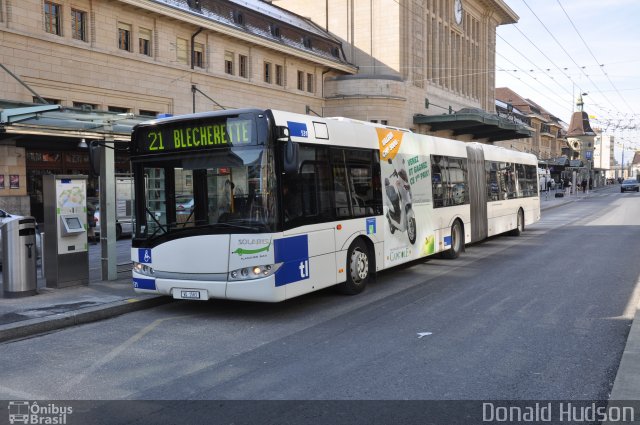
[376,128,404,161]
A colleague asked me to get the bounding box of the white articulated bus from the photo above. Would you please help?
[130,109,540,302]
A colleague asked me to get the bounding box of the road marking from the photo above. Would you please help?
[61,314,194,392]
[417,332,433,338]
[0,384,43,400]
[620,276,640,320]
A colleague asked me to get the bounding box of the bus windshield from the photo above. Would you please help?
[136,145,278,239]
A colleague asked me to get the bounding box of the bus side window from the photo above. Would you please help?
[300,162,318,216]
[282,145,333,227]
[282,175,302,223]
[333,165,350,218]
[431,155,446,208]
[447,157,468,205]
[486,161,499,201]
[371,158,383,215]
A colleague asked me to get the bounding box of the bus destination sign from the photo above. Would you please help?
[138,119,253,153]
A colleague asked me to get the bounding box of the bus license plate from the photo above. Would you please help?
[179,290,201,300]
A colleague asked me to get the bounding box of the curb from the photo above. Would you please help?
[0,295,173,343]
[540,198,575,211]
[609,307,640,401]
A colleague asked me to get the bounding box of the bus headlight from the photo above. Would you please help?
[228,263,281,281]
[133,262,155,277]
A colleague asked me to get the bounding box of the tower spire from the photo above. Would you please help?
[576,94,584,112]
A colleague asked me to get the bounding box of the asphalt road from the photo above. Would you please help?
[1,187,639,404]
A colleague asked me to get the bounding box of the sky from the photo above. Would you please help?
[495,0,640,163]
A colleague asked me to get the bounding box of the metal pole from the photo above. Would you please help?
[621,140,625,179]
[100,120,117,280]
[0,64,49,104]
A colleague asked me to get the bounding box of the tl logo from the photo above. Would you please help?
[298,260,309,279]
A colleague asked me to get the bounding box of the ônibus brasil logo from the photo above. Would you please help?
[8,401,73,424]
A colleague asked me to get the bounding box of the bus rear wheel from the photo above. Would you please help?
[338,239,371,295]
[509,209,524,236]
[442,220,463,259]
[407,209,417,245]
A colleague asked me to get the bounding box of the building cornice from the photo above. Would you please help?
[477,0,519,25]
[117,0,357,74]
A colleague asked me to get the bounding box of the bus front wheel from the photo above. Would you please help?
[441,220,463,259]
[338,239,371,295]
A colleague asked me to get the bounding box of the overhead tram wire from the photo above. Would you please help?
[556,0,637,117]
[521,0,619,114]
[331,0,611,125]
[493,42,574,117]
[496,33,573,100]
[345,0,638,133]
[495,62,573,117]
[499,17,636,132]
[504,24,574,86]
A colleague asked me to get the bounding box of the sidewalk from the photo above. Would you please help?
[0,258,171,343]
[539,186,588,210]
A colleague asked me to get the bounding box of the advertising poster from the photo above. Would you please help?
[55,178,87,254]
[9,174,19,189]
[0,175,4,189]
[377,128,435,268]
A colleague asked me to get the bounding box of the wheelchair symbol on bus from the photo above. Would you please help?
[139,249,152,263]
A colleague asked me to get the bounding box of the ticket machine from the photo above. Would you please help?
[43,175,89,287]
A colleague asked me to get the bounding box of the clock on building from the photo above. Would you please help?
[454,0,463,25]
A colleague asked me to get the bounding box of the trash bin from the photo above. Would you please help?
[1,217,38,297]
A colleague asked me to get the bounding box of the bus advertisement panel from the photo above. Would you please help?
[377,128,436,268]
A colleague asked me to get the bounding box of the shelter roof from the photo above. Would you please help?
[414,107,533,142]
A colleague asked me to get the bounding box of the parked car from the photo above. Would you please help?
[88,197,133,240]
[621,179,640,193]
[175,195,194,215]
[0,208,41,268]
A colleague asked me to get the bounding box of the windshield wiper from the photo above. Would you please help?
[145,207,168,239]
[177,210,195,227]
[215,220,265,232]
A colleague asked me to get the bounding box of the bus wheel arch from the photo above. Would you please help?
[509,208,525,236]
[442,218,464,259]
[337,237,375,295]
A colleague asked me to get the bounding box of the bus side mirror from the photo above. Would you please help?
[276,125,290,142]
[88,140,102,176]
[277,126,299,174]
[284,140,299,174]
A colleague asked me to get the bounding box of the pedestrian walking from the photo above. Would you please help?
[87,202,97,244]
